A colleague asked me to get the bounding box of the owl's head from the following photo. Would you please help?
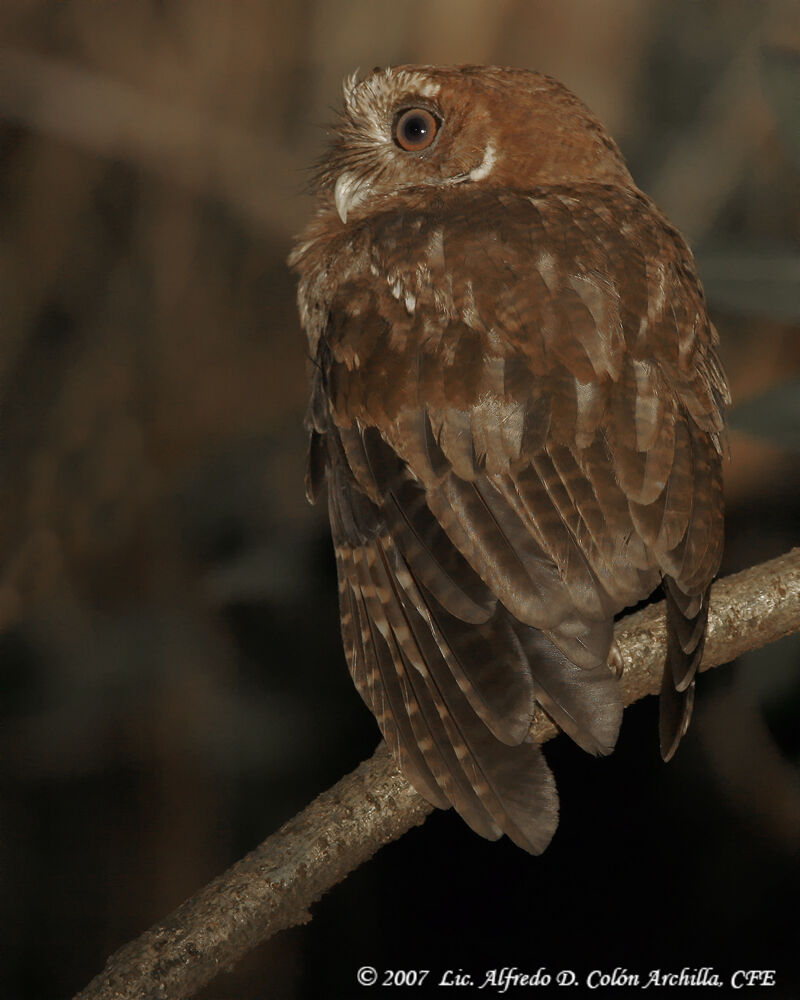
[316,65,633,224]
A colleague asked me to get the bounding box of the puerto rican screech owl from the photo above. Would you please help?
[290,65,729,854]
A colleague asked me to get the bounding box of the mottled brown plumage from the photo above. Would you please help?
[290,65,729,853]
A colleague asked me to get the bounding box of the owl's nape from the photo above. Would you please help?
[291,65,728,853]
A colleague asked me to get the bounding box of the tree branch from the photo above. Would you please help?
[0,47,305,239]
[74,548,800,1000]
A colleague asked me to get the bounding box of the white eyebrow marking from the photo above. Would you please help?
[469,140,497,182]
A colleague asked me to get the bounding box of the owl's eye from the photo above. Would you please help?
[394,108,440,152]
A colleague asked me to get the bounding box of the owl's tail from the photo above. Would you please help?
[658,578,709,761]
[327,441,623,854]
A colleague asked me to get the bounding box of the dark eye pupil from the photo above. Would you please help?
[394,108,439,151]
[402,115,428,142]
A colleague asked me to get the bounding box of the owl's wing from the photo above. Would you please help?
[310,185,728,849]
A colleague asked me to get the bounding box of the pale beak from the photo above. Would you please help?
[334,171,366,224]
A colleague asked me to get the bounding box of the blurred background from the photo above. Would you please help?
[0,1,798,998]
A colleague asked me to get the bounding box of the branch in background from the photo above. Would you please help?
[0,48,306,239]
[648,36,771,241]
[74,548,800,1000]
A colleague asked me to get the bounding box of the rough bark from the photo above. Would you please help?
[74,549,800,1000]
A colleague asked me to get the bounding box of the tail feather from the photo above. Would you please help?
[659,577,708,760]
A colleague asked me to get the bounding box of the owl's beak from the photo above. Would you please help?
[334,171,365,224]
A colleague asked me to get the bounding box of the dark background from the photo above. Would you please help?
[0,2,798,998]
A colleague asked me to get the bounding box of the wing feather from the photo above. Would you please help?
[299,183,728,845]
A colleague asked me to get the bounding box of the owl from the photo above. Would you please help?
[290,66,729,854]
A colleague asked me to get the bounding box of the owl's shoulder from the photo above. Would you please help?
[292,180,681,268]
[302,183,688,278]
[293,180,712,383]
